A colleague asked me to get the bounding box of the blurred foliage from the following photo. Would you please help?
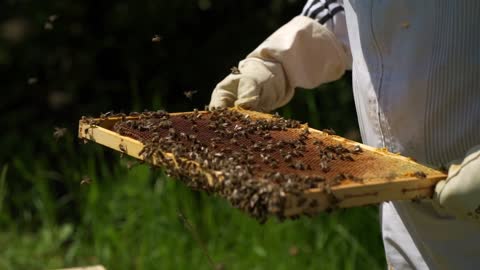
[0,0,381,269]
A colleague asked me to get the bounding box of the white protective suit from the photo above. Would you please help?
[211,0,480,269]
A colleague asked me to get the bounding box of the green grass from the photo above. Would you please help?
[0,158,385,269]
[0,80,386,269]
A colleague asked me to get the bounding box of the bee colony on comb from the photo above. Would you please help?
[78,108,446,223]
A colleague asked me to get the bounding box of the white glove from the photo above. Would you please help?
[434,145,480,224]
[209,58,292,112]
[209,16,350,112]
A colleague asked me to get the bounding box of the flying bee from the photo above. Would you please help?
[152,34,162,42]
[27,77,38,85]
[80,176,92,185]
[53,127,68,140]
[48,14,59,22]
[183,90,198,100]
[126,160,144,169]
[44,22,53,30]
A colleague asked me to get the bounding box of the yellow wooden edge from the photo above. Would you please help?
[283,175,443,216]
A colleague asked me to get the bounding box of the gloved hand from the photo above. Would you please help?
[434,145,480,224]
[209,58,292,112]
[209,16,350,112]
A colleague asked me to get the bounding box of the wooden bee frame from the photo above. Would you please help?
[78,108,446,219]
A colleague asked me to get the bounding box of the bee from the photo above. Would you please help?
[210,137,221,143]
[246,155,255,164]
[341,155,354,161]
[183,90,198,100]
[352,145,363,154]
[44,22,53,30]
[159,120,172,128]
[320,160,330,173]
[252,143,262,151]
[126,160,144,169]
[179,132,187,140]
[301,126,310,135]
[27,77,38,85]
[270,160,279,169]
[333,173,346,182]
[260,153,270,164]
[119,143,127,153]
[152,34,162,43]
[100,111,114,118]
[230,138,239,145]
[291,161,306,170]
[322,128,336,135]
[313,139,324,146]
[53,127,68,140]
[413,171,427,178]
[291,150,304,157]
[48,14,59,22]
[283,154,292,162]
[80,176,92,185]
[214,152,224,158]
[168,128,176,138]
[230,66,241,75]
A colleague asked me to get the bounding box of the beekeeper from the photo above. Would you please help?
[209,1,480,269]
